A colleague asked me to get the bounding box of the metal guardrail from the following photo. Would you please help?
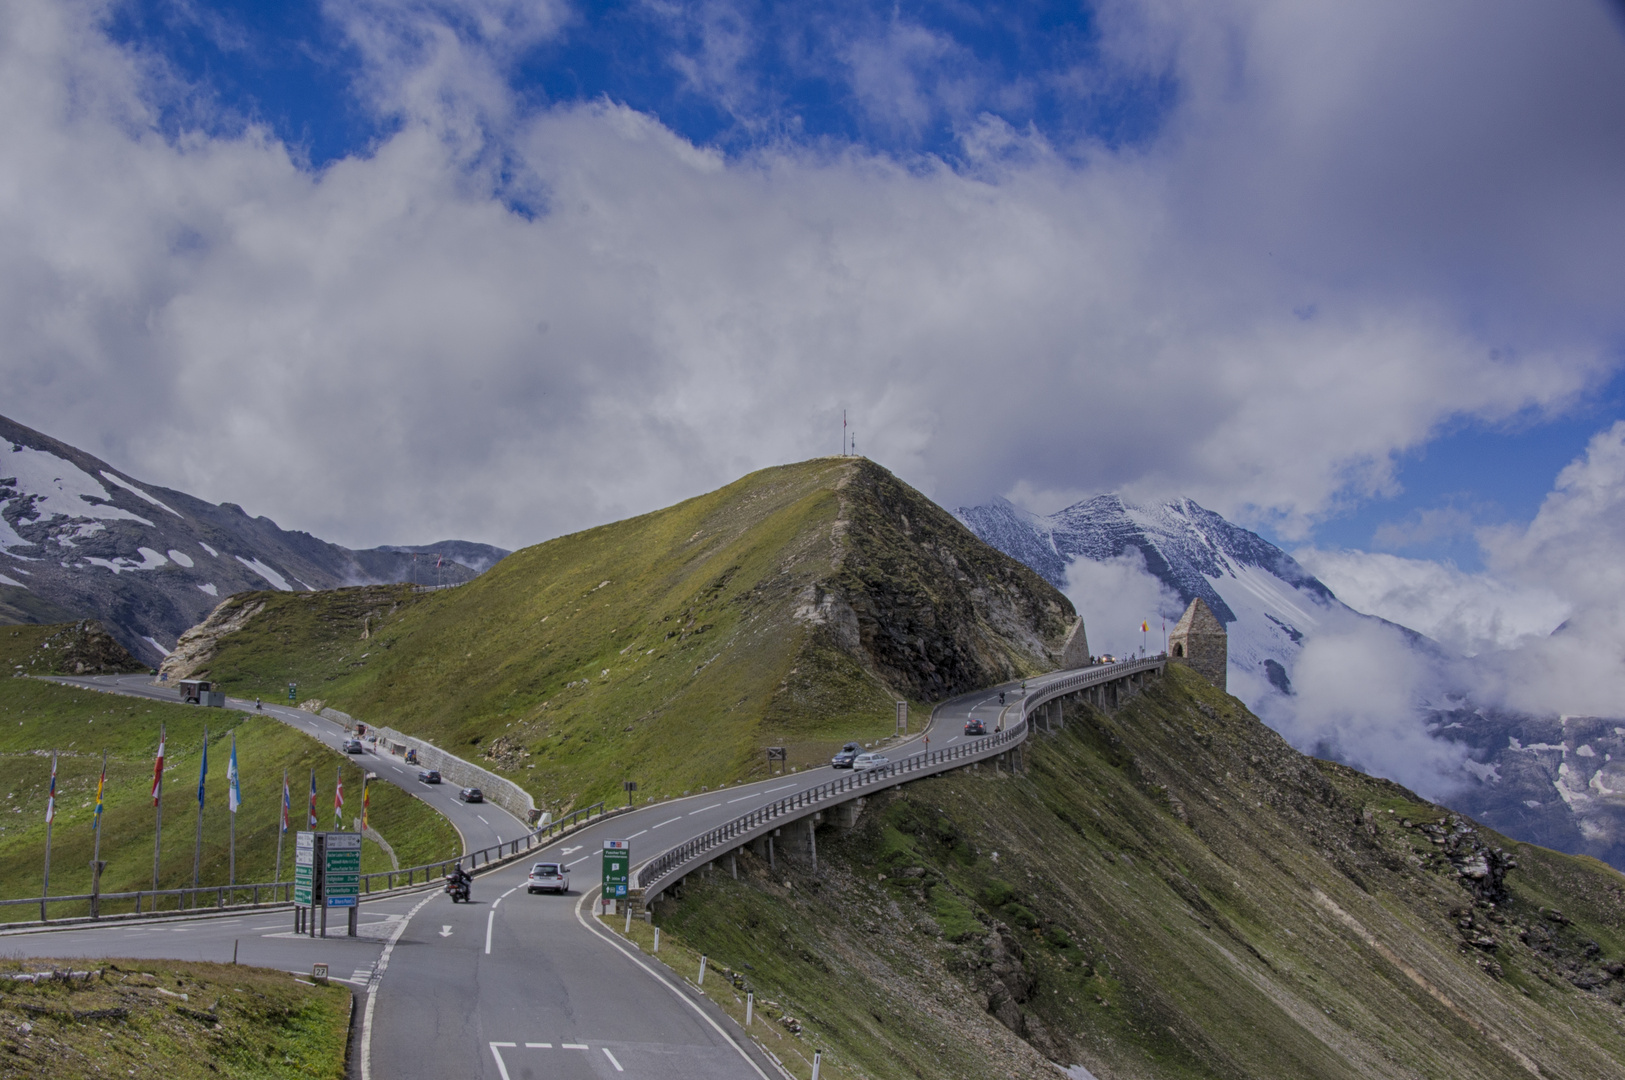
[634,657,1166,900]
[0,801,611,928]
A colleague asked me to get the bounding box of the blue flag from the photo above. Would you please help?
[197,728,208,808]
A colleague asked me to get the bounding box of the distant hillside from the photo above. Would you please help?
[0,414,509,662]
[161,458,1077,812]
[651,664,1625,1080]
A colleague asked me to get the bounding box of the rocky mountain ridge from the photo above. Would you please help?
[0,414,508,663]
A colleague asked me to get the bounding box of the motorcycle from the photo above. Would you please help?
[445,873,471,903]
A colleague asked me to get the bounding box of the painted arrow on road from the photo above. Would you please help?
[439,926,453,938]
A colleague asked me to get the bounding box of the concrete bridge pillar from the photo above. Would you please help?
[830,798,865,829]
[779,815,819,870]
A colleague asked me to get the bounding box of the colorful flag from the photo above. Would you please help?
[307,769,318,829]
[280,771,291,834]
[227,735,241,814]
[1141,620,1149,633]
[362,776,370,833]
[151,725,166,805]
[93,758,106,829]
[45,752,57,824]
[196,729,208,808]
[333,772,345,829]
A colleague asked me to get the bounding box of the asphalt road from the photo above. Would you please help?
[48,673,522,854]
[20,663,1111,1077]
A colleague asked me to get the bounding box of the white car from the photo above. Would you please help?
[526,862,569,894]
[851,752,890,772]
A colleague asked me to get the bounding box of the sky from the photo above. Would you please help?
[6,1,1625,675]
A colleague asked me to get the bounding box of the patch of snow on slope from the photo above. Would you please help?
[236,555,292,591]
[0,573,25,588]
[1,443,154,534]
[199,542,218,557]
[141,636,171,658]
[197,583,217,597]
[84,547,170,574]
[166,549,194,568]
[99,470,181,516]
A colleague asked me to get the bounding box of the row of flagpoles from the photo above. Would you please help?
[40,723,372,914]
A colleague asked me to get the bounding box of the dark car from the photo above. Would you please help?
[417,769,441,784]
[830,742,862,769]
[343,738,365,754]
[964,719,987,736]
[458,787,484,803]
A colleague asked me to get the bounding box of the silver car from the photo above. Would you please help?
[526,862,569,894]
[851,752,890,771]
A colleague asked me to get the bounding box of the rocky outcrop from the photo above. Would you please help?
[1401,814,1516,904]
[820,461,1076,702]
[10,620,146,676]
[159,597,267,681]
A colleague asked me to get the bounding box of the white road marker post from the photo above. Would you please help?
[625,907,632,933]
[698,955,707,986]
[746,992,753,1026]
[653,927,660,952]
[812,1050,822,1079]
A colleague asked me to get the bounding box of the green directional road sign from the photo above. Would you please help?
[294,831,316,906]
[287,682,298,703]
[602,839,630,899]
[324,832,361,908]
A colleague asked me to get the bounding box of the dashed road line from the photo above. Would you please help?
[651,816,682,829]
[688,803,723,815]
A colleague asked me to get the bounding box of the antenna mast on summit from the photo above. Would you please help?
[842,410,847,456]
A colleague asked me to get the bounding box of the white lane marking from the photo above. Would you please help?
[485,910,495,954]
[477,815,489,825]
[947,736,961,744]
[493,897,502,909]
[489,1043,515,1080]
[726,793,761,803]
[565,854,592,868]
[525,1042,552,1048]
[626,829,647,839]
[651,816,682,829]
[562,846,582,855]
[562,1043,588,1050]
[763,783,796,793]
[688,803,722,815]
[501,886,518,899]
[604,1048,624,1072]
[574,889,770,1080]
[362,890,439,1080]
[439,926,453,938]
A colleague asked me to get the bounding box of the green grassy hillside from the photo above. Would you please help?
[0,958,351,1079]
[164,459,1074,815]
[634,665,1625,1080]
[0,626,458,919]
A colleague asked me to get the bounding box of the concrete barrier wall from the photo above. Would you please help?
[318,708,540,826]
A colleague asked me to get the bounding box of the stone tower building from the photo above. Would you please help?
[1168,598,1227,691]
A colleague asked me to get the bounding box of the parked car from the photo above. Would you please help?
[344,738,365,753]
[417,769,441,784]
[526,862,569,894]
[964,719,986,736]
[830,742,862,769]
[457,787,484,803]
[851,752,890,771]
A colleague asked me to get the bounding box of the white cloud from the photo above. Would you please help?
[1251,615,1470,799]
[0,0,1622,558]
[1062,549,1184,659]
[1294,547,1568,656]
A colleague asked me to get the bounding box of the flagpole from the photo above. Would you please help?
[192,726,207,904]
[41,750,56,922]
[228,734,237,889]
[274,768,288,889]
[91,749,106,919]
[152,723,165,892]
[334,765,343,830]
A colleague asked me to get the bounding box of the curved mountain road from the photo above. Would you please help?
[11,662,1146,1077]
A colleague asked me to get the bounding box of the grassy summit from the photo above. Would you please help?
[164,458,1075,813]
